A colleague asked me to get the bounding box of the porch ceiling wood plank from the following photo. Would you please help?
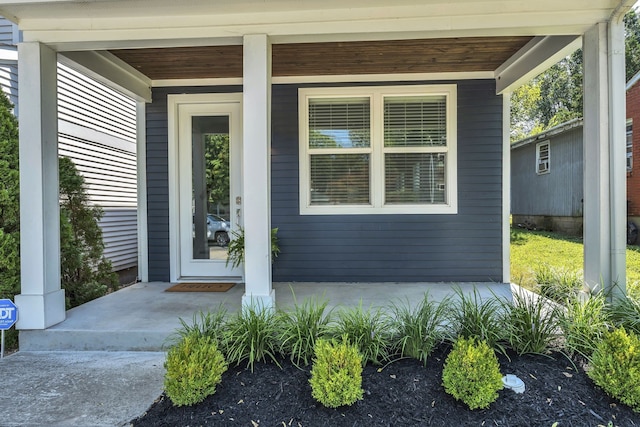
[273,37,533,76]
[108,36,534,81]
[110,45,243,80]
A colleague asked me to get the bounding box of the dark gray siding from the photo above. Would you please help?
[271,80,503,282]
[146,81,503,282]
[146,86,242,281]
[511,125,583,217]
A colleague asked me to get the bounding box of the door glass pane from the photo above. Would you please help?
[192,116,231,260]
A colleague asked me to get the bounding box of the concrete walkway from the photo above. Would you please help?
[0,351,165,427]
[19,281,512,351]
[3,281,512,426]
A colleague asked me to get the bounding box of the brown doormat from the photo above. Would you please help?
[165,282,236,292]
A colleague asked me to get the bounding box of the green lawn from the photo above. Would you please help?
[510,228,640,297]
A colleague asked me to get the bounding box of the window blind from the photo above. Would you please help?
[310,154,370,205]
[385,153,446,204]
[309,97,370,148]
[384,95,446,147]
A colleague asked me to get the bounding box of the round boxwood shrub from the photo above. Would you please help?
[588,327,640,412]
[164,334,228,406]
[442,336,503,410]
[309,337,364,408]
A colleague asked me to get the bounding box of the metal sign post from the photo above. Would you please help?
[0,299,18,359]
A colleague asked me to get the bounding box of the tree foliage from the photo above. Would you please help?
[626,9,640,82]
[204,133,229,214]
[59,156,119,309]
[511,9,640,142]
[0,91,20,348]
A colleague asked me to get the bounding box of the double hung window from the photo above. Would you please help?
[299,85,457,214]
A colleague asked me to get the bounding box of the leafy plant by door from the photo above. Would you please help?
[226,227,280,268]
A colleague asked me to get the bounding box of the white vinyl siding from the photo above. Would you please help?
[0,18,16,45]
[536,141,550,174]
[0,18,138,271]
[0,18,18,112]
[58,63,137,143]
[0,60,18,112]
[299,84,457,215]
[57,64,138,271]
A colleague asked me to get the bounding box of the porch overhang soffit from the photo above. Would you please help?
[0,0,629,95]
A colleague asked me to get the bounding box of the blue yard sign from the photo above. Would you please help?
[0,299,17,330]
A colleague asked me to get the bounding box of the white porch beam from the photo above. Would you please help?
[495,35,581,94]
[58,51,151,102]
[582,22,626,297]
[242,34,274,309]
[15,42,65,329]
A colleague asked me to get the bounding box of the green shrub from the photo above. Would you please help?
[164,335,228,406]
[535,264,583,302]
[224,302,280,371]
[278,294,332,368]
[502,291,560,355]
[59,157,119,309]
[390,293,450,365]
[607,294,640,336]
[331,304,391,366]
[448,287,506,353]
[442,336,503,410]
[0,91,20,350]
[168,306,228,349]
[309,337,364,408]
[559,293,609,359]
[588,328,640,412]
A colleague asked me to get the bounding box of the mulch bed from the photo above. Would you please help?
[131,345,640,427]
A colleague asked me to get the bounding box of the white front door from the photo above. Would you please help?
[169,94,243,281]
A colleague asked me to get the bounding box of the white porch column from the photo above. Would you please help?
[502,92,511,284]
[15,42,65,329]
[136,101,149,282]
[583,22,626,297]
[242,34,274,309]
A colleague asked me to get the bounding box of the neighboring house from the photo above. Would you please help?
[512,69,640,240]
[511,119,584,236]
[1,0,632,331]
[0,17,138,273]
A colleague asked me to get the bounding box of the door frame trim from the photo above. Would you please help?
[167,92,243,282]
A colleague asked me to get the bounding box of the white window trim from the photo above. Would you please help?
[536,140,550,175]
[299,84,458,215]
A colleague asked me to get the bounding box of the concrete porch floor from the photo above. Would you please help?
[19,281,512,351]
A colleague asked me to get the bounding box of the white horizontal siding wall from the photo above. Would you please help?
[0,18,16,45]
[0,59,18,112]
[0,18,18,113]
[57,63,138,271]
[0,18,139,271]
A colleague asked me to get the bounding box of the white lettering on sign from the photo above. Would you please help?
[0,307,15,319]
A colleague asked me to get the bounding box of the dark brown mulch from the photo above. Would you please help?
[131,346,640,427]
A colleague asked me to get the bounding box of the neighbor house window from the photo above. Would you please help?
[627,119,633,172]
[536,141,550,175]
[299,85,457,214]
